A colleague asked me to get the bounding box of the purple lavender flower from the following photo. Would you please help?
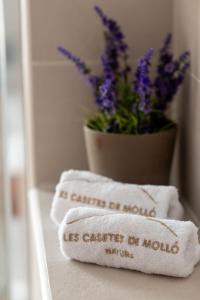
[179,51,190,63]
[57,46,100,89]
[154,33,190,111]
[101,32,119,80]
[58,46,90,74]
[176,55,190,85]
[164,62,176,73]
[95,6,131,81]
[134,48,154,113]
[58,12,190,135]
[96,78,117,113]
[160,33,172,55]
[95,6,128,54]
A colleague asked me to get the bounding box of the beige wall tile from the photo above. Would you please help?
[32,65,97,184]
[173,0,200,78]
[30,0,173,62]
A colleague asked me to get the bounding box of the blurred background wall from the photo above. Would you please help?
[23,0,200,220]
[23,0,173,186]
[173,0,200,218]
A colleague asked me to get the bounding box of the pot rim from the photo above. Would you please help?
[84,122,177,138]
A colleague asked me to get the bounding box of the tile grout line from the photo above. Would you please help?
[32,60,100,67]
[31,57,158,67]
[31,64,200,79]
[31,63,200,85]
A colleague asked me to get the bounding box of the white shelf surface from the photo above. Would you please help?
[29,188,200,300]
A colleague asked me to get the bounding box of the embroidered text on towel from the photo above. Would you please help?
[63,231,180,255]
[59,190,157,217]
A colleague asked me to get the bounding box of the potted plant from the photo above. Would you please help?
[58,6,190,185]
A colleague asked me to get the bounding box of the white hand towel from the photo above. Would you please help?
[51,170,112,224]
[59,207,200,278]
[51,170,183,225]
[59,169,112,184]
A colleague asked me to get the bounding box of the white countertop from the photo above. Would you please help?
[29,188,200,300]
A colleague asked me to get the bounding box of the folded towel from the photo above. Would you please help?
[59,207,200,277]
[51,170,184,225]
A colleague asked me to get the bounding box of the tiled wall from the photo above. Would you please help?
[173,0,200,219]
[24,0,173,186]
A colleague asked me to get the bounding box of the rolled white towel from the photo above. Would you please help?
[51,170,112,224]
[51,170,183,225]
[59,169,112,184]
[59,207,200,278]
